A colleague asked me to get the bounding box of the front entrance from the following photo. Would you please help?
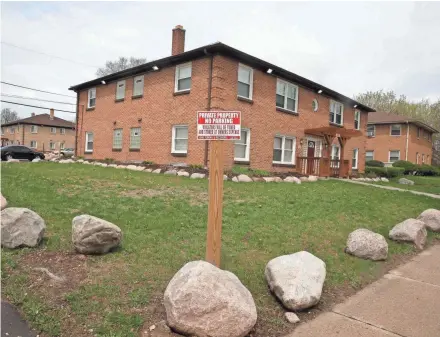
[307,140,316,175]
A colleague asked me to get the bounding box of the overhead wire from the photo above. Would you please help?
[0,100,76,114]
[1,81,76,98]
[1,93,76,105]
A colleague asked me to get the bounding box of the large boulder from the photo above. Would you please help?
[345,229,388,261]
[177,171,189,177]
[72,214,122,254]
[398,178,414,185]
[265,251,326,311]
[1,193,7,210]
[389,218,427,249]
[417,209,440,232]
[164,261,257,337]
[1,208,46,248]
[190,173,205,179]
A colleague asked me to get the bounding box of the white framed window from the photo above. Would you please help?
[49,141,55,150]
[367,125,375,137]
[389,150,400,162]
[130,127,141,149]
[423,130,428,139]
[331,144,340,168]
[329,100,344,125]
[276,79,298,112]
[88,88,96,108]
[390,124,401,136]
[352,148,359,169]
[237,64,253,99]
[422,154,425,164]
[31,125,38,133]
[171,125,188,154]
[234,128,250,161]
[30,140,37,148]
[366,150,374,161]
[273,135,296,164]
[116,80,126,100]
[416,152,419,164]
[85,132,94,152]
[60,128,66,135]
[60,142,65,150]
[312,99,319,112]
[113,128,123,149]
[354,110,360,130]
[10,127,15,134]
[50,127,56,134]
[175,63,192,92]
[133,76,144,97]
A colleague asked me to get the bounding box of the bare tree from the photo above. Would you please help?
[96,57,147,77]
[1,108,19,124]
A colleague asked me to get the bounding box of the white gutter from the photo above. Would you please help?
[405,121,409,161]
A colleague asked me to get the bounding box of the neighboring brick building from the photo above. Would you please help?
[366,111,438,166]
[1,109,75,152]
[69,26,375,177]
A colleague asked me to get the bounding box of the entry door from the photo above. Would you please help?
[307,141,316,174]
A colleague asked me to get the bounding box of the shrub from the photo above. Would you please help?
[104,157,115,163]
[143,160,154,165]
[189,164,204,170]
[416,164,440,176]
[392,160,417,174]
[366,160,384,167]
[230,166,271,177]
[365,166,404,178]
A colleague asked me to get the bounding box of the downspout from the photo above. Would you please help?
[203,49,214,167]
[74,91,79,157]
[405,121,409,161]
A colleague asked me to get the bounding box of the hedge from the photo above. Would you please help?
[416,164,440,176]
[392,160,417,174]
[366,160,384,167]
[365,166,405,178]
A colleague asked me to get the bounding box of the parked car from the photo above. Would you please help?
[1,145,45,161]
[60,148,74,157]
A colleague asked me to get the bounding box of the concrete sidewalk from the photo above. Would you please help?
[286,244,440,337]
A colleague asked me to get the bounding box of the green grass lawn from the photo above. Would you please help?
[364,176,440,195]
[2,162,439,337]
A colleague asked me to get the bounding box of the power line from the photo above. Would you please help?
[1,81,76,98]
[1,93,76,105]
[1,100,76,114]
[1,41,100,68]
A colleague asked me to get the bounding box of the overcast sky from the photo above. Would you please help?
[1,1,439,121]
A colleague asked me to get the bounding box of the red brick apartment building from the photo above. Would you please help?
[366,112,438,166]
[69,26,376,177]
[1,109,75,152]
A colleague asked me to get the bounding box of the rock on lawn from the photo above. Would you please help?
[389,218,427,249]
[417,209,440,232]
[345,228,388,261]
[1,193,7,210]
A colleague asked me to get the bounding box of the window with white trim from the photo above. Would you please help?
[329,100,343,125]
[276,79,298,112]
[30,140,37,148]
[234,128,250,161]
[367,125,375,137]
[31,125,38,133]
[237,64,253,99]
[50,127,56,134]
[389,150,400,162]
[354,110,360,130]
[130,127,141,149]
[113,128,123,149]
[175,63,192,92]
[60,142,65,150]
[366,150,374,161]
[116,80,126,100]
[273,135,295,164]
[422,154,425,164]
[10,127,15,134]
[352,148,359,169]
[423,130,428,139]
[88,88,96,108]
[49,141,55,150]
[331,145,340,168]
[390,124,401,136]
[133,76,144,97]
[60,128,65,135]
[172,125,188,154]
[85,132,94,152]
[312,99,319,112]
[416,152,419,164]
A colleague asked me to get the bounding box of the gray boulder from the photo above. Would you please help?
[237,174,252,182]
[190,173,206,179]
[152,169,162,174]
[164,170,177,175]
[1,208,46,248]
[223,174,228,181]
[300,177,309,182]
[263,177,282,182]
[284,176,301,184]
[417,209,440,232]
[345,229,388,261]
[285,312,300,324]
[177,171,189,177]
[308,176,318,182]
[232,176,238,182]
[398,178,414,185]
[72,214,122,254]
[164,261,257,337]
[108,164,117,168]
[265,251,326,310]
[1,193,7,210]
[389,218,427,249]
[380,177,389,182]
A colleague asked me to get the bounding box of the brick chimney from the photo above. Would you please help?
[50,108,54,120]
[172,25,185,56]
[31,112,35,117]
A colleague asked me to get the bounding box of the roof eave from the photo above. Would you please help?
[368,120,439,133]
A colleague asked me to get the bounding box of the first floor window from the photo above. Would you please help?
[422,154,425,164]
[416,152,419,164]
[130,127,141,149]
[390,124,401,136]
[30,140,37,148]
[367,125,375,137]
[352,148,359,169]
[354,110,360,130]
[273,135,295,164]
[331,145,340,168]
[237,64,253,99]
[88,88,96,108]
[113,128,123,149]
[276,79,298,112]
[51,127,56,134]
[389,150,400,162]
[172,125,188,153]
[366,150,374,161]
[175,63,192,92]
[31,125,38,133]
[50,142,55,150]
[234,128,250,161]
[85,132,94,152]
[329,100,343,125]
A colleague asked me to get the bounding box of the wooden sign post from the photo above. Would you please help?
[197,111,241,267]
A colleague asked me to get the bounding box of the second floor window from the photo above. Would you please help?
[367,125,375,137]
[113,129,123,149]
[116,80,126,100]
[276,79,298,112]
[329,101,343,125]
[10,127,15,134]
[354,110,360,130]
[237,64,253,99]
[31,125,38,133]
[133,76,144,97]
[417,127,421,138]
[51,127,56,134]
[175,63,192,92]
[88,88,96,108]
[60,128,65,135]
[390,124,401,136]
[130,127,141,149]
